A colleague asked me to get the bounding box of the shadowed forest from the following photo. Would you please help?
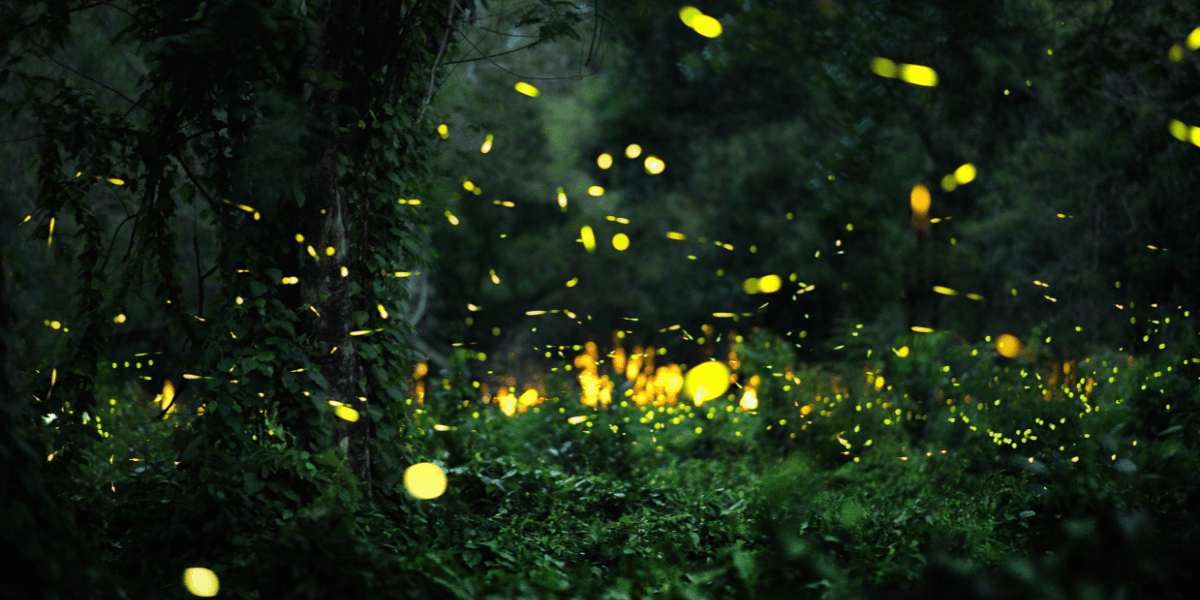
[3,0,1200,598]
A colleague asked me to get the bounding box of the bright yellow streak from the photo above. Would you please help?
[568,415,587,424]
[48,216,54,247]
[933,286,958,296]
[161,380,175,413]
[758,274,782,293]
[334,405,359,422]
[490,269,500,284]
[183,567,220,597]
[514,82,540,97]
[965,293,983,301]
[743,278,759,294]
[376,304,388,319]
[625,144,642,159]
[644,156,665,174]
[526,310,546,316]
[566,277,578,287]
[870,57,897,78]
[113,314,126,323]
[106,178,125,186]
[581,226,596,252]
[666,231,686,240]
[481,133,493,153]
[307,245,318,260]
[445,210,459,225]
[679,6,701,26]
[911,326,934,333]
[404,462,447,499]
[683,361,731,406]
[995,333,1022,358]
[1169,120,1189,141]
[612,233,630,251]
[597,153,613,169]
[899,64,938,87]
[1188,27,1200,51]
[588,186,605,196]
[954,163,977,184]
[557,186,567,209]
[690,14,722,38]
[433,424,450,431]
[910,184,931,214]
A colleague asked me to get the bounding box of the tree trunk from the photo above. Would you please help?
[299,0,371,494]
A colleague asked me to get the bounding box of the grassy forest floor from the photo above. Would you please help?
[67,329,1200,599]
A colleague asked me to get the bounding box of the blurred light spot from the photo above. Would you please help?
[445,211,459,225]
[106,178,124,186]
[743,278,760,294]
[481,133,493,153]
[996,334,1022,358]
[566,277,578,287]
[690,14,722,38]
[1188,27,1200,51]
[437,124,448,139]
[666,231,686,240]
[684,361,731,406]
[568,415,588,424]
[758,274,782,293]
[557,186,568,209]
[334,405,359,422]
[1169,120,1189,140]
[625,144,642,159]
[515,82,540,97]
[644,156,665,174]
[404,462,447,499]
[612,233,630,251]
[113,314,126,323]
[870,57,897,78]
[588,185,605,196]
[1169,44,1184,61]
[933,286,957,296]
[910,184,930,213]
[597,153,613,169]
[911,326,934,333]
[899,64,938,86]
[679,6,701,26]
[954,163,977,184]
[581,226,596,252]
[894,346,910,358]
[183,567,219,597]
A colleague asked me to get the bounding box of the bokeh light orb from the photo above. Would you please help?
[183,567,219,597]
[683,361,731,406]
[995,334,1022,358]
[404,462,447,499]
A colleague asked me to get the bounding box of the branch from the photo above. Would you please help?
[415,0,458,126]
[36,50,138,107]
[447,21,600,81]
[439,39,542,65]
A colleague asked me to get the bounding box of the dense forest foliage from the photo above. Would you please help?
[3,0,1200,598]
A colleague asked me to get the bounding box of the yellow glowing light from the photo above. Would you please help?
[941,174,958,192]
[581,225,596,252]
[1169,44,1184,62]
[235,296,244,305]
[625,144,642,159]
[911,326,934,333]
[612,233,630,251]
[404,462,447,499]
[965,293,983,301]
[597,153,613,169]
[334,405,359,422]
[557,186,567,209]
[1188,27,1200,51]
[666,231,686,240]
[568,415,588,425]
[895,346,910,358]
[433,424,450,432]
[690,14,722,38]
[899,64,938,86]
[683,361,731,406]
[933,286,958,296]
[996,333,1022,358]
[870,57,897,78]
[463,181,476,191]
[446,210,459,225]
[758,274,782,294]
[588,186,605,196]
[161,380,175,413]
[377,304,388,319]
[566,277,578,287]
[514,81,540,97]
[48,216,54,247]
[481,133,493,153]
[910,184,931,214]
[1191,126,1200,147]
[113,314,126,323]
[1169,120,1189,141]
[743,278,759,294]
[489,269,500,284]
[294,233,304,242]
[954,163,977,184]
[183,567,219,597]
[437,123,449,139]
[739,389,758,410]
[874,376,885,391]
[340,266,349,277]
[306,245,318,260]
[644,156,665,174]
[679,6,701,26]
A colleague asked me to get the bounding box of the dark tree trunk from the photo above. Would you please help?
[299,0,372,493]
